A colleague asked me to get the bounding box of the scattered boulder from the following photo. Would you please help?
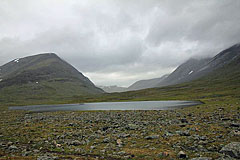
[117,151,126,156]
[231,130,240,136]
[9,145,18,150]
[230,123,240,128]
[180,118,188,123]
[216,156,237,160]
[191,157,212,160]
[70,140,81,146]
[176,130,190,136]
[102,126,109,131]
[127,124,138,130]
[178,151,187,159]
[144,135,159,140]
[118,133,130,138]
[220,142,240,158]
[37,155,58,160]
[103,138,110,143]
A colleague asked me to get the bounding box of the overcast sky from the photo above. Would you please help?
[0,0,240,87]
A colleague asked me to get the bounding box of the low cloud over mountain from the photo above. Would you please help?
[0,0,240,86]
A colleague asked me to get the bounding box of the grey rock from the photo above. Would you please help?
[117,151,126,156]
[163,131,174,138]
[9,145,18,150]
[231,130,240,136]
[178,151,187,159]
[127,124,138,130]
[220,142,240,158]
[180,118,188,123]
[230,123,240,128]
[22,151,31,156]
[33,149,40,153]
[191,157,212,160]
[37,156,58,160]
[198,140,209,145]
[118,133,130,138]
[70,140,81,146]
[216,155,236,160]
[144,135,159,140]
[103,138,110,143]
[176,130,190,136]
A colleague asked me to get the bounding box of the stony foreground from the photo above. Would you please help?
[0,103,239,159]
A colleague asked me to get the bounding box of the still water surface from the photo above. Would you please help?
[9,100,202,112]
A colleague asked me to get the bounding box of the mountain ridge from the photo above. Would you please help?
[0,53,104,103]
[124,43,240,91]
[157,43,240,87]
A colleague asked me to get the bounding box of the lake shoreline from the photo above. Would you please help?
[8,100,203,112]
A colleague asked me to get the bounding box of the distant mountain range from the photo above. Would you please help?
[99,74,169,93]
[0,53,103,102]
[98,85,127,93]
[0,43,239,99]
[101,43,240,93]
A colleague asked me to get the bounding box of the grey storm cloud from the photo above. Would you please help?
[0,0,240,86]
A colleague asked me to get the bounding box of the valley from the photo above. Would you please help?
[0,44,240,159]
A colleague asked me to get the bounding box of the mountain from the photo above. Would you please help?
[127,74,169,91]
[126,43,240,91]
[157,58,211,87]
[157,43,240,87]
[0,53,104,103]
[88,44,240,103]
[98,85,127,93]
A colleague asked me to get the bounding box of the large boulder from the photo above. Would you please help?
[220,142,240,158]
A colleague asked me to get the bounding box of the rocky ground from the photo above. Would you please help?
[0,102,239,160]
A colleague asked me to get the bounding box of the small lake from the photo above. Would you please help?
[9,100,202,112]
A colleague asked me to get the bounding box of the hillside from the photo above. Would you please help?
[128,74,169,91]
[0,43,239,105]
[82,54,240,103]
[157,58,211,87]
[125,43,240,91]
[157,43,240,87]
[0,53,104,104]
[70,43,240,103]
[98,85,127,93]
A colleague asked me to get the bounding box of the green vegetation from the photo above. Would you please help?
[0,54,239,159]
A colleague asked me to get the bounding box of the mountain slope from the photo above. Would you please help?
[0,53,103,103]
[82,47,240,103]
[98,85,127,93]
[157,58,211,87]
[127,74,169,91]
[157,43,240,87]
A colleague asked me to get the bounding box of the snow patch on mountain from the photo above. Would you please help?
[188,71,193,75]
[14,59,20,63]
